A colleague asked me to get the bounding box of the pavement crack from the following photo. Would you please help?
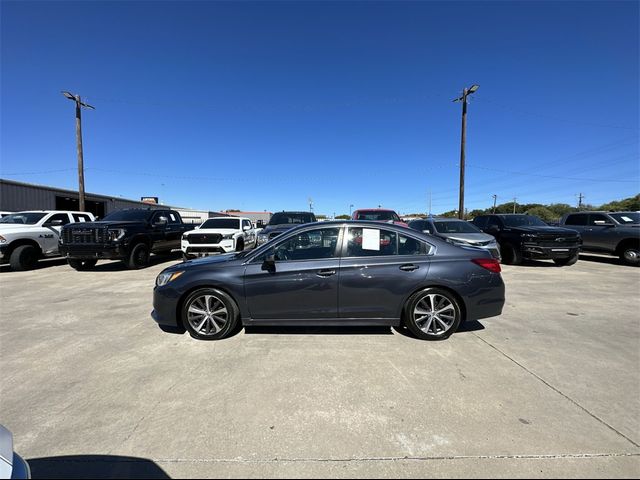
[471,333,640,449]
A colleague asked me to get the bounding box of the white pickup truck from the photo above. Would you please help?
[0,210,95,271]
[181,216,257,258]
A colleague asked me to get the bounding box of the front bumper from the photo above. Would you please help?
[59,244,126,260]
[521,244,580,260]
[0,244,8,261]
[152,285,182,327]
[181,240,234,257]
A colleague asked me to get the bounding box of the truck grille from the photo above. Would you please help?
[525,234,581,248]
[187,233,222,244]
[63,227,108,244]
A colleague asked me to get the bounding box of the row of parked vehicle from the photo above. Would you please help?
[0,206,637,272]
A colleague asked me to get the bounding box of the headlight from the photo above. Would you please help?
[156,271,184,287]
[222,234,234,240]
[108,228,126,242]
[0,235,6,244]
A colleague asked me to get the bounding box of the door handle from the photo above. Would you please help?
[317,269,336,277]
[400,264,419,272]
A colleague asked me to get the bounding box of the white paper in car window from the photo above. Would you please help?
[362,228,381,251]
[621,216,632,222]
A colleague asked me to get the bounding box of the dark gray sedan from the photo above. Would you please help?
[152,221,505,341]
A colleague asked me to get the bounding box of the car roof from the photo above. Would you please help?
[9,210,92,215]
[354,208,397,212]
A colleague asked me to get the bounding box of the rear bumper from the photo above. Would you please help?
[466,274,506,322]
[59,244,126,260]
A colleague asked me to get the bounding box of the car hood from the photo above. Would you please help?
[440,232,496,243]
[186,228,238,235]
[166,252,241,272]
[508,225,579,235]
[63,221,146,229]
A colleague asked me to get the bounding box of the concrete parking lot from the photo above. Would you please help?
[1,253,639,478]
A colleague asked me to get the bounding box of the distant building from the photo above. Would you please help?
[0,178,223,224]
[224,210,272,228]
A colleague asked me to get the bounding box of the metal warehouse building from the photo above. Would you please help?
[0,178,222,224]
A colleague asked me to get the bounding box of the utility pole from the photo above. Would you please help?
[349,204,354,217]
[62,92,94,212]
[577,193,584,209]
[308,197,313,212]
[492,194,497,213]
[428,190,432,216]
[513,197,517,214]
[453,84,479,220]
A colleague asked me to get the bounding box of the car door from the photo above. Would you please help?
[150,210,171,251]
[338,226,431,320]
[164,211,185,250]
[585,213,616,252]
[41,213,72,254]
[563,213,589,246]
[243,226,343,320]
[242,219,255,247]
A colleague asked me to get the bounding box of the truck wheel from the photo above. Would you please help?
[500,243,522,265]
[553,254,579,267]
[126,243,150,269]
[9,245,40,271]
[619,243,640,266]
[236,239,244,252]
[68,259,98,271]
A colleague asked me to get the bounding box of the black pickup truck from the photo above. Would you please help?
[472,214,582,266]
[59,208,194,270]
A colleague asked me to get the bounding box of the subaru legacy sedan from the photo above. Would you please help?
[152,221,505,341]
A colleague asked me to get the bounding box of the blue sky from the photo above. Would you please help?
[1,0,638,216]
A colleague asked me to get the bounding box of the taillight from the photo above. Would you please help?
[472,258,501,273]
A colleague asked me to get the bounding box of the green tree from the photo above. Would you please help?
[335,214,351,220]
[525,206,557,223]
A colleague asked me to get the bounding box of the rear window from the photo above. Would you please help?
[433,220,481,234]
[355,210,400,222]
[269,212,316,225]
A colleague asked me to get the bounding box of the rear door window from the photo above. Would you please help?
[346,227,398,257]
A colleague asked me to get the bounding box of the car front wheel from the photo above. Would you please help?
[404,288,462,341]
[182,288,239,340]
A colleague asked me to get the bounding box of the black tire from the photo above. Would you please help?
[126,243,150,269]
[619,242,640,267]
[404,287,462,341]
[236,239,244,252]
[500,243,523,265]
[9,245,40,271]
[553,254,579,267]
[181,288,240,340]
[68,259,98,271]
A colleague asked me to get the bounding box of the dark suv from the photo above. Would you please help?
[559,211,639,266]
[472,214,581,266]
[255,211,317,247]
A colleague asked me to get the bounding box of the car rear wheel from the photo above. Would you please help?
[619,244,640,266]
[126,243,150,269]
[182,288,239,340]
[404,288,462,341]
[9,245,40,271]
[68,259,98,271]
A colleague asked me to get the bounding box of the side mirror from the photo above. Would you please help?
[422,229,432,235]
[49,219,64,226]
[155,216,168,226]
[243,225,251,231]
[261,254,276,273]
[487,225,500,235]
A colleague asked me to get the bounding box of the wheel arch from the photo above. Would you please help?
[615,237,640,255]
[6,238,43,258]
[176,283,242,329]
[401,284,468,325]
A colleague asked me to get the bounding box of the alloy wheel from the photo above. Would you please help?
[413,293,456,336]
[186,294,229,336]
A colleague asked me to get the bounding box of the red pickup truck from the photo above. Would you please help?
[351,208,408,227]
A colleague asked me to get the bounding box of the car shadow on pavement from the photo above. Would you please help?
[578,253,632,267]
[27,455,170,479]
[244,325,394,335]
[89,253,184,272]
[0,257,68,273]
[392,320,485,340]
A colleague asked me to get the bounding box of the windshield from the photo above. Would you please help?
[269,212,315,225]
[101,210,153,222]
[0,212,47,225]
[609,212,640,224]
[502,215,548,227]
[201,218,240,229]
[355,210,400,222]
[433,220,481,234]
